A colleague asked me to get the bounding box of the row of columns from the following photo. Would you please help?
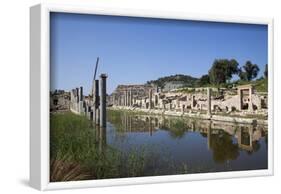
[92,74,107,128]
[116,89,134,107]
[113,87,212,116]
[70,74,108,128]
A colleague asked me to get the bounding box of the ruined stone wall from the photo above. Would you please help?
[50,90,70,111]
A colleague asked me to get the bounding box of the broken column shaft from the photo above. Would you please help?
[94,80,100,124]
[100,74,107,128]
[79,86,83,114]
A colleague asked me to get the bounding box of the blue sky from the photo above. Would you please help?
[50,12,268,94]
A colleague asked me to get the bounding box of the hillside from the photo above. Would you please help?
[146,74,198,88]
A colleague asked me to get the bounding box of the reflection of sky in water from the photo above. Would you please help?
[106,111,268,173]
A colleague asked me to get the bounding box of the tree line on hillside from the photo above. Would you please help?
[146,59,268,89]
[197,59,268,87]
[146,74,198,88]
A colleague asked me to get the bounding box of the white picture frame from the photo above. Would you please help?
[30,3,274,191]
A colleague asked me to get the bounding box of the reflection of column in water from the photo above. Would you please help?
[155,117,159,129]
[207,122,212,150]
[124,113,127,131]
[237,126,253,151]
[168,118,171,128]
[99,127,107,153]
[129,115,132,132]
[191,121,195,132]
[249,125,253,148]
[237,126,242,146]
[149,117,152,136]
[126,114,128,131]
[162,117,166,128]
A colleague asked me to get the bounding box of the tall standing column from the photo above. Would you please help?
[149,89,152,109]
[123,91,125,106]
[207,88,212,116]
[79,86,83,114]
[126,90,129,107]
[75,88,79,112]
[128,90,130,107]
[129,89,133,107]
[238,89,243,111]
[100,74,107,128]
[191,95,195,109]
[124,90,127,106]
[248,87,253,111]
[94,80,99,124]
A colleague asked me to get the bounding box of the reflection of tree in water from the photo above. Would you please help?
[200,133,207,138]
[210,130,239,163]
[161,118,187,139]
[246,141,261,155]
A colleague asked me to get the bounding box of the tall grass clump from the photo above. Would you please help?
[50,112,123,181]
[50,112,156,181]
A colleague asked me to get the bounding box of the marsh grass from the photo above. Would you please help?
[50,154,91,182]
[50,112,201,181]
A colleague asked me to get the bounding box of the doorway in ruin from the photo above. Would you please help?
[237,85,253,111]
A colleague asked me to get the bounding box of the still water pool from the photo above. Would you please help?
[100,110,268,175]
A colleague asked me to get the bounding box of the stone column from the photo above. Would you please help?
[79,86,83,101]
[94,80,99,124]
[128,90,131,107]
[149,89,152,109]
[70,90,73,110]
[207,88,212,116]
[100,74,107,128]
[127,89,130,107]
[76,88,79,102]
[79,86,83,114]
[238,89,243,111]
[124,91,127,106]
[129,89,133,107]
[154,95,158,107]
[95,108,100,125]
[74,88,79,112]
[248,87,253,111]
[191,95,195,109]
[94,80,99,108]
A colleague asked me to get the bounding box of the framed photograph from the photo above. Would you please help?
[30,3,274,190]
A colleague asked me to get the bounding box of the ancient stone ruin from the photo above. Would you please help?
[109,83,268,124]
[50,90,70,112]
[50,74,267,125]
[67,74,108,128]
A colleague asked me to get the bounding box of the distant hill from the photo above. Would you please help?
[146,74,199,88]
